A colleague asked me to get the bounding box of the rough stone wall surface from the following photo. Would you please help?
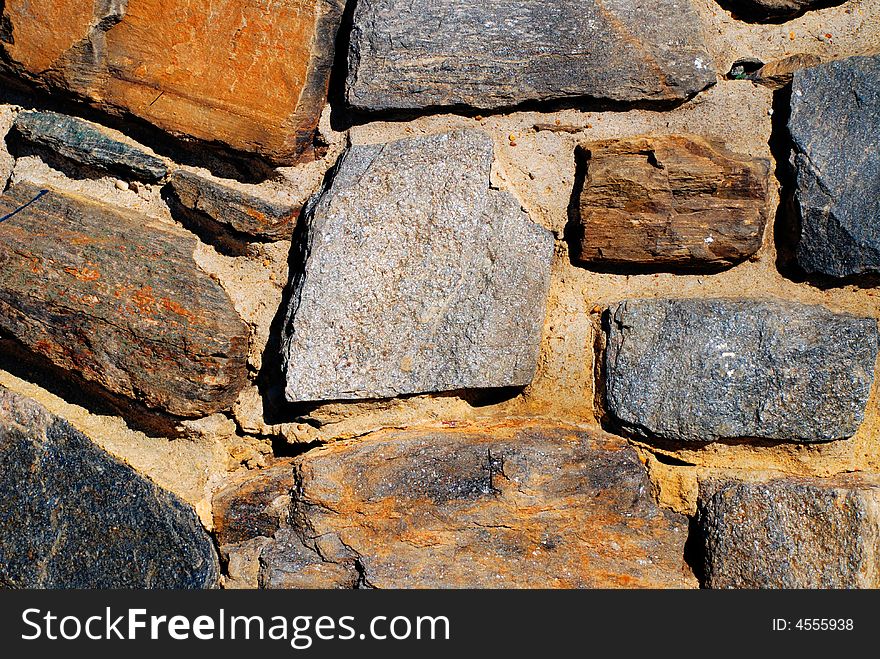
[0,0,878,589]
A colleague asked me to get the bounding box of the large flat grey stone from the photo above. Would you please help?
[604,298,878,443]
[0,386,219,588]
[346,0,716,113]
[790,55,880,278]
[281,129,553,402]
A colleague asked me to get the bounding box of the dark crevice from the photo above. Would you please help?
[683,511,707,589]
[714,0,846,24]
[326,0,358,133]
[343,90,712,130]
[0,335,185,438]
[270,436,325,460]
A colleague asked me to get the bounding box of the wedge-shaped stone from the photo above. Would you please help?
[605,298,878,443]
[574,135,769,270]
[698,475,880,588]
[0,0,343,164]
[281,129,554,402]
[790,55,880,278]
[13,111,169,181]
[217,425,697,589]
[170,170,300,241]
[0,184,249,417]
[0,386,219,588]
[346,0,716,112]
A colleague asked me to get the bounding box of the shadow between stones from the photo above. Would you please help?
[161,185,255,257]
[340,93,708,131]
[0,335,185,438]
[713,0,847,24]
[770,84,880,291]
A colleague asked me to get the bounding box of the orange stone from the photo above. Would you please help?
[0,0,343,165]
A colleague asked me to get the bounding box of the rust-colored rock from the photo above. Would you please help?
[218,425,697,589]
[0,183,249,417]
[752,54,822,89]
[574,135,770,271]
[0,0,343,165]
[214,461,296,547]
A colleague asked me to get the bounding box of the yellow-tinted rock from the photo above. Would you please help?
[0,0,343,164]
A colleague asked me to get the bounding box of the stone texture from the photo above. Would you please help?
[220,425,697,589]
[281,129,554,402]
[0,386,219,588]
[790,55,880,278]
[727,0,845,20]
[574,135,769,270]
[170,170,300,241]
[749,54,822,89]
[697,475,880,588]
[12,111,169,181]
[605,298,878,443]
[346,0,716,113]
[0,0,344,165]
[0,183,249,417]
[214,460,296,547]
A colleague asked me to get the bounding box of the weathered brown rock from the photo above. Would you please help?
[698,475,880,588]
[574,135,770,270]
[214,461,296,547]
[169,170,300,242]
[751,54,822,89]
[0,183,249,417]
[218,425,697,589]
[0,0,343,165]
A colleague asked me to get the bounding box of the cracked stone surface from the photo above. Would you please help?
[574,135,769,271]
[217,425,698,589]
[605,298,878,443]
[12,111,169,182]
[790,54,880,278]
[281,129,554,403]
[698,475,880,588]
[346,0,717,113]
[0,386,219,588]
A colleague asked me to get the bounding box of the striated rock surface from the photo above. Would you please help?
[0,0,344,164]
[0,386,219,588]
[12,110,169,181]
[346,0,716,113]
[0,183,249,417]
[574,135,769,270]
[281,129,554,403]
[605,298,878,443]
[748,54,822,89]
[790,55,880,278]
[218,425,697,589]
[697,475,880,588]
[169,170,300,241]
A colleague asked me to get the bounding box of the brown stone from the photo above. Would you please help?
[0,183,249,417]
[214,460,296,546]
[169,170,300,242]
[574,135,769,271]
[0,0,343,165]
[752,54,822,89]
[697,475,880,588]
[218,425,697,589]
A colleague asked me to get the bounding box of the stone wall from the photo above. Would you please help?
[0,0,878,588]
